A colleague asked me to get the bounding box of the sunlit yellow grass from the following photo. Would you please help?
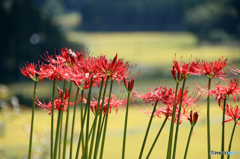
[1,104,240,159]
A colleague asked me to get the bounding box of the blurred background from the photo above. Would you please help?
[0,0,240,158]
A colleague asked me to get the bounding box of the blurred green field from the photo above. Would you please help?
[1,31,240,158]
[66,31,240,68]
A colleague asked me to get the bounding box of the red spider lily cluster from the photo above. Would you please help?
[20,47,140,114]
[170,57,202,82]
[170,56,232,81]
[133,85,201,124]
[20,47,240,159]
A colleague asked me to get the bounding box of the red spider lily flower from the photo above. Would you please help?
[176,87,202,108]
[74,55,103,89]
[212,78,240,105]
[94,54,120,76]
[58,47,87,65]
[192,81,212,97]
[220,103,240,125]
[132,84,175,106]
[35,97,74,115]
[193,79,240,104]
[59,48,77,64]
[40,47,85,65]
[86,93,134,115]
[133,81,201,107]
[40,50,60,64]
[38,63,71,82]
[19,62,39,81]
[188,110,199,126]
[114,63,140,87]
[136,104,189,124]
[201,57,232,82]
[170,56,202,82]
[35,87,76,115]
[94,54,131,85]
[230,63,240,75]
[134,83,201,124]
[123,77,135,93]
[170,60,183,82]
[70,70,85,89]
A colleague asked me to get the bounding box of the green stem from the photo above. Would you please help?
[88,117,96,140]
[146,115,168,159]
[93,76,109,159]
[69,87,80,159]
[207,78,212,159]
[80,90,85,157]
[166,82,179,159]
[99,115,106,138]
[221,97,227,159]
[28,81,38,159]
[93,115,106,158]
[227,122,237,159]
[99,80,114,159]
[51,79,56,159]
[84,78,93,159]
[172,78,186,159]
[122,92,131,159]
[54,79,66,159]
[62,80,73,159]
[89,77,104,159]
[75,90,88,159]
[58,110,63,159]
[139,101,158,159]
[183,126,194,159]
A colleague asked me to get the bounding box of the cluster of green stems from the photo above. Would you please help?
[28,73,136,159]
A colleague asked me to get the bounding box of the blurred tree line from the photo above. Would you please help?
[36,0,240,42]
[77,0,240,42]
[1,0,239,83]
[0,0,83,83]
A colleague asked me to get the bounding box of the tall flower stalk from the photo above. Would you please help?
[183,111,199,159]
[28,81,38,159]
[201,57,230,159]
[133,81,176,159]
[62,80,73,159]
[51,79,56,159]
[54,79,67,159]
[221,104,240,159]
[88,77,104,159]
[69,87,80,159]
[84,78,93,159]
[173,59,202,159]
[122,77,135,159]
[166,82,179,159]
[93,76,109,159]
[99,80,114,159]
[221,98,227,159]
[146,115,168,159]
[207,77,212,159]
[20,62,40,159]
[139,101,158,159]
[172,79,186,159]
[227,122,237,159]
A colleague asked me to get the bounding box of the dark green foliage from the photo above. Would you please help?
[0,0,83,83]
[183,0,240,42]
